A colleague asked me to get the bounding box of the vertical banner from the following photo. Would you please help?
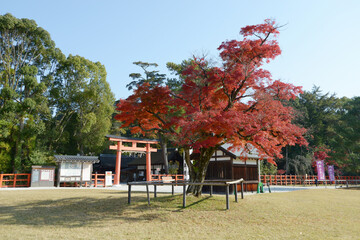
[316,160,325,181]
[328,165,335,182]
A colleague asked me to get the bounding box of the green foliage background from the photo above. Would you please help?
[0,14,114,173]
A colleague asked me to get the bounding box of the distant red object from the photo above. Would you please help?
[277,169,286,175]
[0,174,31,188]
[107,135,159,184]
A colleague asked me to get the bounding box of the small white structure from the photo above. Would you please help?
[54,155,99,187]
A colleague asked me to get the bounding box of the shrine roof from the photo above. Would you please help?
[54,155,100,163]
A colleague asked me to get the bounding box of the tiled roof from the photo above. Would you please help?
[221,143,261,159]
[54,155,100,163]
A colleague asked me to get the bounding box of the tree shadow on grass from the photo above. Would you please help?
[337,187,360,191]
[0,195,166,228]
[143,193,228,212]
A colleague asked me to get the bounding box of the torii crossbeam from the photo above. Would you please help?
[106,135,158,185]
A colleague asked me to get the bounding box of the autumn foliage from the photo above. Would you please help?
[116,19,307,195]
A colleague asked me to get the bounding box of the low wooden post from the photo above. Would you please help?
[234,184,238,203]
[0,174,3,188]
[346,180,349,188]
[13,174,17,187]
[241,181,244,199]
[94,174,98,187]
[183,184,186,208]
[267,182,271,193]
[128,184,132,204]
[154,185,157,198]
[146,183,150,205]
[210,185,213,196]
[27,174,31,187]
[172,185,174,195]
[226,185,230,210]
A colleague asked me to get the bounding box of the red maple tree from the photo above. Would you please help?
[116,19,308,196]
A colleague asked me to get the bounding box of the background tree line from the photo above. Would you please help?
[268,86,360,176]
[0,14,115,173]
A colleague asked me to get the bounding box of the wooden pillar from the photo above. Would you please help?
[94,173,98,187]
[57,165,61,187]
[234,183,238,203]
[146,143,151,182]
[241,181,244,199]
[114,141,122,185]
[80,162,84,188]
[128,184,131,204]
[183,184,186,208]
[27,174,31,187]
[13,174,17,187]
[257,160,260,182]
[0,174,3,188]
[226,185,230,210]
[146,184,150,205]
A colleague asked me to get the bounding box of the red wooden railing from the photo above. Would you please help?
[0,174,31,188]
[90,173,115,187]
[260,175,360,185]
[63,173,186,187]
[2,173,357,188]
[151,174,184,182]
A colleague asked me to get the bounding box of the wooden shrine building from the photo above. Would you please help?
[205,144,261,192]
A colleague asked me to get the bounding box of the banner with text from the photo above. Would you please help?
[316,160,325,181]
[328,165,335,181]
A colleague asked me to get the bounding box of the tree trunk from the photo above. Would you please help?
[160,135,169,174]
[186,147,217,197]
[13,117,25,172]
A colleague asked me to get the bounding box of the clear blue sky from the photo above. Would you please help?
[2,0,360,100]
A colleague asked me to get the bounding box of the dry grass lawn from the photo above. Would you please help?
[0,188,359,239]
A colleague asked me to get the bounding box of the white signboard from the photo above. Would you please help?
[82,163,92,181]
[60,162,82,177]
[40,170,50,181]
[105,171,113,186]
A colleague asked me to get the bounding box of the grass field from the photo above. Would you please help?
[0,188,359,239]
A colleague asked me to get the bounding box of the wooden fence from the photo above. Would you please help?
[0,174,31,188]
[151,174,184,182]
[2,173,358,188]
[39,173,186,188]
[260,175,360,185]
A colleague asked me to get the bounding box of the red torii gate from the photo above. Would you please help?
[107,135,158,185]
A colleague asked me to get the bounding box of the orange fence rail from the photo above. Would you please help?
[260,175,360,185]
[0,174,31,188]
[90,173,115,187]
[151,174,184,182]
[0,173,185,188]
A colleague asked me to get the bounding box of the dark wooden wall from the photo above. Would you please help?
[206,161,232,179]
[233,165,258,181]
[205,161,258,192]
